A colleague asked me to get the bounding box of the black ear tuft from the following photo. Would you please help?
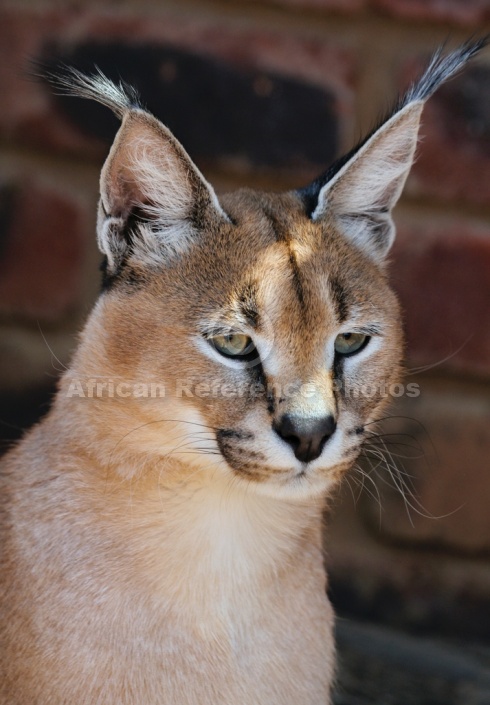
[399,36,489,107]
[298,38,488,260]
[299,38,489,219]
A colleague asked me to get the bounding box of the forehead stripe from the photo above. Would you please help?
[237,281,259,328]
[265,207,306,311]
[288,251,306,308]
[328,278,349,323]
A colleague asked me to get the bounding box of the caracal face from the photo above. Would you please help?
[64,40,485,500]
[83,187,402,501]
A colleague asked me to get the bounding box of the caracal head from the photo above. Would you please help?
[61,40,485,500]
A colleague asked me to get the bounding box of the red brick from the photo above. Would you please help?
[372,0,490,26]
[0,178,86,321]
[0,6,357,172]
[390,214,490,377]
[0,8,102,158]
[360,380,490,554]
[401,58,490,206]
[262,0,365,12]
[326,482,490,638]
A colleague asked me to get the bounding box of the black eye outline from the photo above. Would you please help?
[208,333,259,363]
[334,333,371,358]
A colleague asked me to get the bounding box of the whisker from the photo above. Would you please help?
[108,418,218,465]
[37,322,69,372]
[406,334,473,375]
[352,463,383,524]
[362,438,435,524]
[363,443,425,461]
[344,475,360,506]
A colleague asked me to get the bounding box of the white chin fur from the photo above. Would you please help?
[240,470,338,502]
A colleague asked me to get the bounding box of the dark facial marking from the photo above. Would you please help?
[236,281,260,328]
[264,205,288,244]
[247,359,267,395]
[100,256,145,291]
[216,430,267,479]
[333,353,344,396]
[217,429,254,441]
[329,277,349,323]
[264,206,306,311]
[288,251,306,308]
[232,463,266,480]
[266,386,276,416]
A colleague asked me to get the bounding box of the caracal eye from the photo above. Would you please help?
[210,333,256,359]
[334,332,369,356]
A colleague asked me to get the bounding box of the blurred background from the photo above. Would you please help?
[0,0,489,703]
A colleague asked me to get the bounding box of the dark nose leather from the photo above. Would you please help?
[273,414,337,463]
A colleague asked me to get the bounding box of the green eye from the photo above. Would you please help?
[210,333,256,359]
[334,332,369,356]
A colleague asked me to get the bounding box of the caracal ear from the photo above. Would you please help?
[312,101,423,260]
[300,38,488,262]
[59,70,229,273]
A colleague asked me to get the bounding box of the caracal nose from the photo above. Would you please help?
[273,414,337,463]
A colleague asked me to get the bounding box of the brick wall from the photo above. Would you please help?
[1,0,489,638]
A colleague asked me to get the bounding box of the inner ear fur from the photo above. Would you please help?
[312,102,424,261]
[98,110,228,272]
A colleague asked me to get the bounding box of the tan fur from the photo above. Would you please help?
[1,44,480,702]
[0,184,400,704]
